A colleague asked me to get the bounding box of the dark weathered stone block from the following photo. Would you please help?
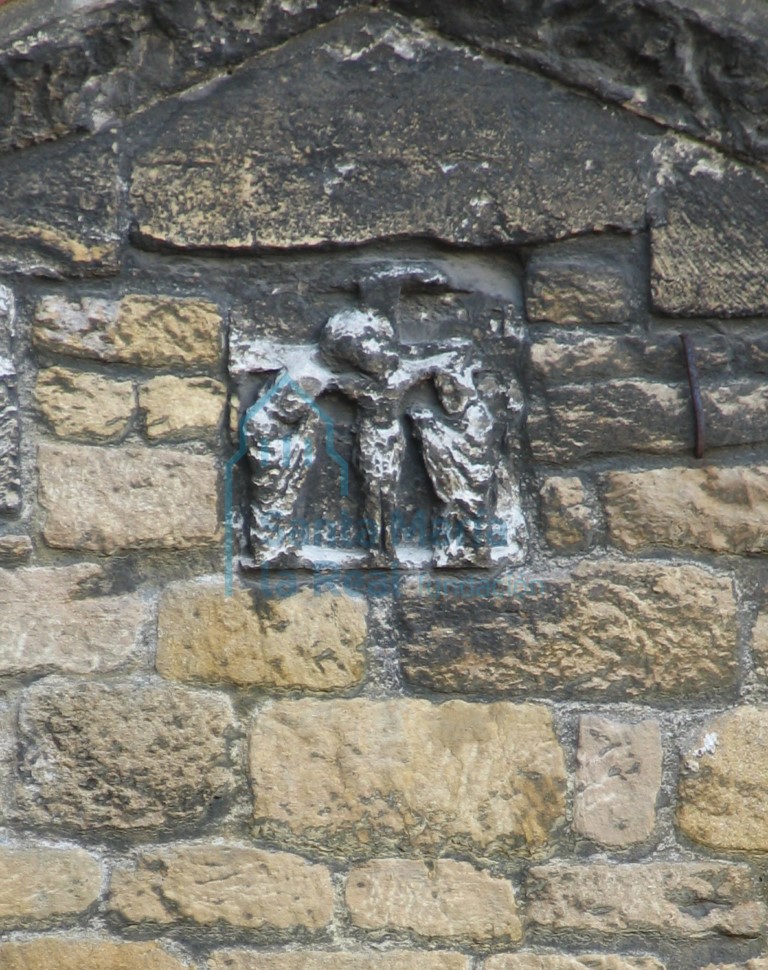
[651,140,768,317]
[131,11,656,252]
[399,562,738,700]
[0,134,120,277]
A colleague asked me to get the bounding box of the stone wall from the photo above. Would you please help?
[1,2,768,968]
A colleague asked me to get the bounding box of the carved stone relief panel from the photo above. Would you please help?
[229,250,527,571]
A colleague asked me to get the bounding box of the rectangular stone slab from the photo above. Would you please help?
[399,561,738,700]
[130,10,656,251]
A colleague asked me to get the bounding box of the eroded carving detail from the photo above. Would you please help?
[230,255,526,570]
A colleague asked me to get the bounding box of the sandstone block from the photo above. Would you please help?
[39,443,219,554]
[486,957,665,970]
[34,295,221,366]
[131,12,652,251]
[0,565,146,677]
[110,844,333,931]
[0,846,101,921]
[35,367,134,440]
[605,465,768,554]
[0,535,32,566]
[0,134,119,277]
[0,940,190,970]
[525,236,642,324]
[17,678,236,832]
[400,562,737,700]
[208,953,468,970]
[651,140,768,316]
[678,707,768,851]
[249,699,565,857]
[539,477,594,551]
[346,858,521,941]
[157,581,366,689]
[573,717,662,847]
[529,379,768,462]
[527,862,765,938]
[528,330,732,385]
[139,375,225,439]
[528,379,687,462]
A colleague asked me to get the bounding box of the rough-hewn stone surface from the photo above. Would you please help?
[0,846,101,921]
[5,0,768,168]
[651,141,768,316]
[0,134,120,276]
[207,953,469,970]
[678,707,768,852]
[34,295,221,366]
[525,235,643,325]
[0,535,32,565]
[17,678,236,832]
[0,940,191,970]
[573,717,662,847]
[139,375,225,439]
[0,0,364,154]
[0,284,19,512]
[486,958,665,970]
[703,962,768,970]
[605,465,768,554]
[5,1,768,964]
[0,565,146,676]
[400,562,737,700]
[528,329,734,385]
[35,366,134,440]
[39,443,219,554]
[157,582,366,689]
[250,700,565,857]
[346,858,521,941]
[527,862,765,938]
[395,0,768,164]
[539,477,594,552]
[0,369,19,512]
[131,12,654,252]
[529,379,768,462]
[109,844,333,930]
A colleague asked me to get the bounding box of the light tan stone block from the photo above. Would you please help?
[605,465,768,554]
[486,956,665,970]
[39,443,219,554]
[539,476,594,551]
[34,295,221,366]
[207,952,469,970]
[0,565,146,676]
[678,707,768,851]
[110,844,332,930]
[157,581,366,689]
[0,846,101,921]
[17,678,236,832]
[249,699,565,856]
[527,862,764,938]
[35,367,134,440]
[346,858,521,941]
[0,940,190,969]
[140,375,225,439]
[573,717,662,847]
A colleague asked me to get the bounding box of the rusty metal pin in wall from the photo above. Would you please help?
[680,334,706,460]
